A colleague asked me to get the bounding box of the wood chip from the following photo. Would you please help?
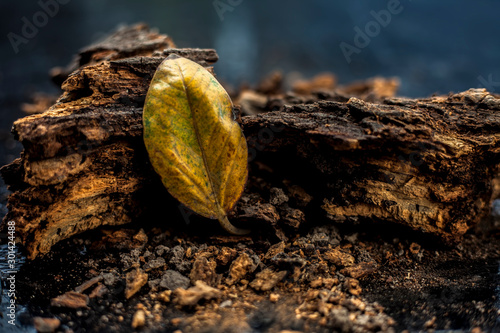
[50,291,89,309]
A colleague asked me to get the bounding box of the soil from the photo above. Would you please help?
[6,175,500,333]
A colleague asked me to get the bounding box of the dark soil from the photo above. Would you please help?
[8,179,500,332]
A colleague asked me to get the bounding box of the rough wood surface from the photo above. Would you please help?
[242,92,500,237]
[2,24,499,259]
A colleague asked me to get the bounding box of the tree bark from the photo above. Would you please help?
[2,24,499,259]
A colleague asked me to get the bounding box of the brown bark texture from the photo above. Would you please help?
[2,24,499,259]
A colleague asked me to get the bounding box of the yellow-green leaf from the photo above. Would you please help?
[143,55,249,234]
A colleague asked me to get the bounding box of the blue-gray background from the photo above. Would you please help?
[1,0,500,167]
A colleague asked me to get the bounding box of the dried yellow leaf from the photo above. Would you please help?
[143,55,248,234]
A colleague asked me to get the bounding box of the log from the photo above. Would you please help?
[243,93,500,237]
[2,24,499,259]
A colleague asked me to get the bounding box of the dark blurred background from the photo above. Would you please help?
[1,0,500,168]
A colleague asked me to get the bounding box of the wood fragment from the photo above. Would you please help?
[50,291,89,309]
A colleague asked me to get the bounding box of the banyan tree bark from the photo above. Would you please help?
[2,24,499,259]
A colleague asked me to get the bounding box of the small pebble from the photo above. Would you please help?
[158,290,172,303]
[131,309,146,329]
[219,300,233,308]
[269,293,280,303]
[160,270,190,290]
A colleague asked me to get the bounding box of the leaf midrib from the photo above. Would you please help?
[176,62,224,219]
